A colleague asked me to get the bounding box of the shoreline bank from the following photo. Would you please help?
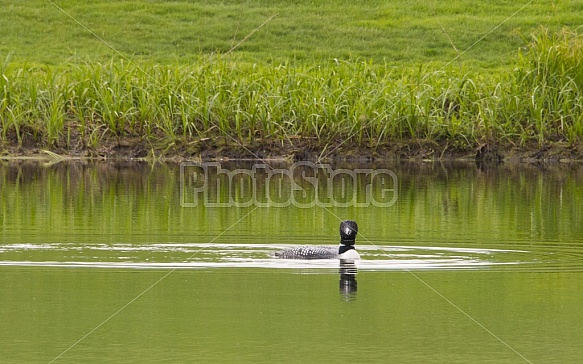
[2,138,582,164]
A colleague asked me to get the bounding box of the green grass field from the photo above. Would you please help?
[2,0,580,66]
[1,1,583,158]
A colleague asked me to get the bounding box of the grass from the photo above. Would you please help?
[0,1,582,156]
[1,28,583,153]
[1,0,580,67]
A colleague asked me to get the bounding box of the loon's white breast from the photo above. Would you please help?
[338,249,360,260]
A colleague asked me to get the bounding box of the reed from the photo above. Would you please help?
[1,29,582,153]
[515,28,583,144]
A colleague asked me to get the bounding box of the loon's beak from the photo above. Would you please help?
[343,226,352,235]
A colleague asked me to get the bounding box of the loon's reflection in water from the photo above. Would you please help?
[339,259,358,301]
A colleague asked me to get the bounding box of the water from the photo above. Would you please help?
[1,160,583,363]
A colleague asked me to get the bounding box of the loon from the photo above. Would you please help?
[275,220,360,260]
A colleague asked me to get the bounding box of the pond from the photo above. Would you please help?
[1,160,583,363]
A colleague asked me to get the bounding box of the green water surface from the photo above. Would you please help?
[1,161,582,363]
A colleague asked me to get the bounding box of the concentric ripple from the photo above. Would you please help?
[0,242,548,271]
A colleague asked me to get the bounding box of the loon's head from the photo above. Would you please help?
[340,220,358,243]
[339,220,359,257]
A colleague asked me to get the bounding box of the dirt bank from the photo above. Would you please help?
[1,135,582,164]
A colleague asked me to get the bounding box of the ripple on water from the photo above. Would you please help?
[1,242,570,272]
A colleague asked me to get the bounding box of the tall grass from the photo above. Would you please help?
[1,28,582,152]
[516,28,583,144]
